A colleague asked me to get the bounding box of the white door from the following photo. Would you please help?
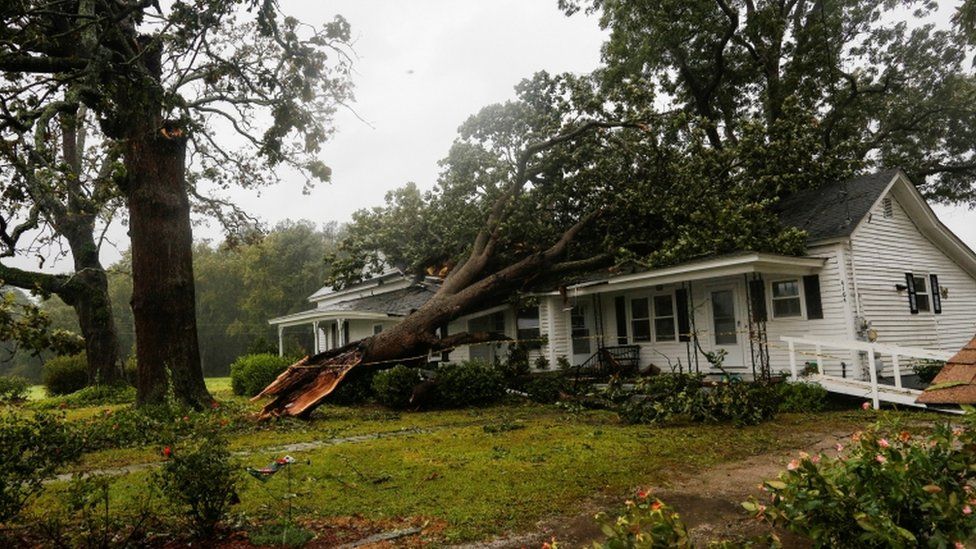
[707,284,746,369]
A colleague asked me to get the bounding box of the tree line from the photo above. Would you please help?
[0,221,338,381]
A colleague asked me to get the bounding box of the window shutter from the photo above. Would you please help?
[905,273,918,314]
[803,275,824,320]
[930,274,942,314]
[748,279,767,322]
[675,288,691,342]
[614,296,628,344]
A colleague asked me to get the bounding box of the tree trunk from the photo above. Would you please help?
[125,127,212,408]
[67,270,122,384]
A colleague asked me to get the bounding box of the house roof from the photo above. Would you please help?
[775,168,901,242]
[269,281,439,327]
[915,334,976,405]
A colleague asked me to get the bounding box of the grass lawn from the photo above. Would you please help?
[15,378,914,545]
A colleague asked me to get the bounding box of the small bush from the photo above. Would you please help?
[41,473,152,547]
[776,381,828,413]
[750,417,976,547]
[34,384,135,410]
[0,375,30,402]
[230,353,292,396]
[42,353,89,396]
[123,353,138,386]
[155,433,240,539]
[435,360,505,408]
[0,412,83,524]
[912,359,944,384]
[372,365,422,409]
[498,343,531,379]
[594,492,689,547]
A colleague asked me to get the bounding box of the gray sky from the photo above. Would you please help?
[14,0,976,273]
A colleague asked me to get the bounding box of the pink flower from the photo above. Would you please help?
[787,459,800,471]
[650,501,662,511]
[953,427,965,437]
[182,415,189,422]
[637,488,650,499]
[899,431,911,443]
[955,542,965,549]
[852,431,862,442]
[862,401,872,410]
[162,446,172,458]
[875,454,887,464]
[835,443,844,452]
[878,438,890,448]
[811,454,821,464]
[964,505,972,516]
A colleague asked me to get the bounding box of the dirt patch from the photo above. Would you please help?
[460,429,856,548]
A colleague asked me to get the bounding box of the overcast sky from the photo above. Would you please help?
[14,0,976,274]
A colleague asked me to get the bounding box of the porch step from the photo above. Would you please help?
[807,374,963,414]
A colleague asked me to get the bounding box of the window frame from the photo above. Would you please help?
[516,305,542,350]
[913,273,932,313]
[768,278,805,319]
[652,293,677,342]
[629,297,651,343]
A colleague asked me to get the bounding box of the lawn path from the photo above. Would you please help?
[51,425,438,483]
[454,426,858,548]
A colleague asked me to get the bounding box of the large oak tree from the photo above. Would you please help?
[0,1,353,407]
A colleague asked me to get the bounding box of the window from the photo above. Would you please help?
[771,279,802,318]
[372,324,384,335]
[630,297,651,342]
[571,305,591,355]
[653,294,676,341]
[914,275,931,313]
[516,306,541,350]
[711,290,737,345]
[469,311,506,362]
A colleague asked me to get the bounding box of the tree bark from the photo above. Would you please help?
[124,127,211,408]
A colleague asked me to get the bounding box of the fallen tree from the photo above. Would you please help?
[254,72,815,418]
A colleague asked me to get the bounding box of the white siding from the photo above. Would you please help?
[851,194,976,357]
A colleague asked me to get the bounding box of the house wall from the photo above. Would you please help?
[850,194,976,357]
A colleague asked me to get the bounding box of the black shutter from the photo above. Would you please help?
[675,288,691,342]
[748,279,767,322]
[930,274,942,314]
[803,275,824,320]
[905,273,918,314]
[614,296,628,344]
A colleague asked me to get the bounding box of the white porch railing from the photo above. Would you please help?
[780,335,954,410]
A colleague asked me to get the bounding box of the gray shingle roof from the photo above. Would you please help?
[328,285,438,316]
[776,169,901,242]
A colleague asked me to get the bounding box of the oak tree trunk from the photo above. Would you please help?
[125,128,211,408]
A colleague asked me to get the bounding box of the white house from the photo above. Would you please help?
[270,169,976,382]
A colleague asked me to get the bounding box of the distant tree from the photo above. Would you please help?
[0,1,354,407]
[0,286,83,379]
[258,72,809,417]
[562,0,976,204]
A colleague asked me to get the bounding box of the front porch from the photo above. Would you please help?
[542,252,832,379]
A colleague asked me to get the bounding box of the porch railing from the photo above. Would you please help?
[573,345,641,381]
[780,335,953,409]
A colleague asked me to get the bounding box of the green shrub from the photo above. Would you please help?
[749,417,976,547]
[524,374,570,404]
[230,353,292,396]
[123,353,138,386]
[371,365,422,409]
[612,374,779,426]
[42,353,89,396]
[912,359,945,384]
[329,369,375,405]
[0,412,83,524]
[498,343,531,379]
[33,384,135,410]
[776,381,828,413]
[435,360,505,408]
[0,375,29,402]
[155,432,240,538]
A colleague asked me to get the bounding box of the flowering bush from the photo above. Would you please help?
[745,416,976,547]
[593,491,689,548]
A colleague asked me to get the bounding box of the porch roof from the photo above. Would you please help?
[269,285,436,328]
[540,251,827,296]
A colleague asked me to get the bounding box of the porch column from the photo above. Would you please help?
[277,325,284,357]
[337,318,345,346]
[312,321,320,354]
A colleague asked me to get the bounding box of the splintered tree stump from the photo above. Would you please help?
[253,347,364,418]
